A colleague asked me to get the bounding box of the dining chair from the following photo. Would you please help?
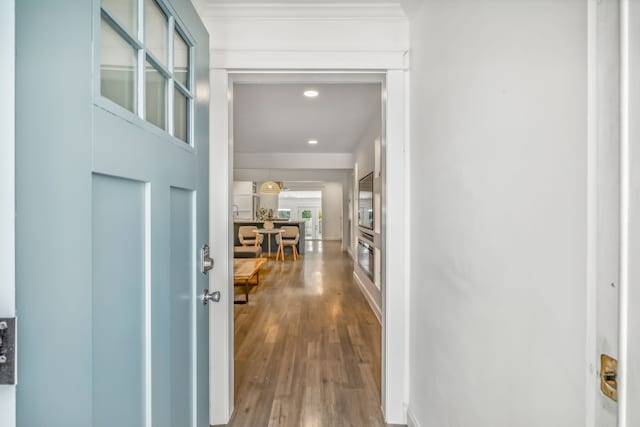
[238,226,263,247]
[275,226,300,261]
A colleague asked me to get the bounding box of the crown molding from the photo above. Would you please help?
[211,49,408,70]
[194,2,407,21]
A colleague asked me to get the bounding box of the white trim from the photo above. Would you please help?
[382,69,408,424]
[0,0,15,317]
[402,59,412,415]
[209,69,234,425]
[0,0,16,425]
[210,66,408,424]
[353,271,382,323]
[406,405,421,427]
[230,71,386,84]
[619,0,630,424]
[212,50,408,71]
[585,1,598,426]
[196,2,407,20]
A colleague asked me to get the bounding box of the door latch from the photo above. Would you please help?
[600,353,618,401]
[0,318,16,385]
[201,244,214,274]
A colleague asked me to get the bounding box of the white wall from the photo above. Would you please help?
[354,115,379,181]
[352,111,380,252]
[352,106,382,318]
[321,182,343,240]
[407,1,587,426]
[233,181,253,220]
[0,0,15,425]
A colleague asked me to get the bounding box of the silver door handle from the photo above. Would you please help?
[202,289,221,305]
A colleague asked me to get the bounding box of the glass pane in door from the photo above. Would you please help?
[100,17,137,113]
[300,208,314,240]
[101,0,138,34]
[298,207,322,240]
[145,59,166,130]
[173,30,189,88]
[174,87,189,143]
[144,0,168,65]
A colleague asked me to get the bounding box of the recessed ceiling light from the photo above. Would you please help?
[304,89,319,98]
[308,139,318,145]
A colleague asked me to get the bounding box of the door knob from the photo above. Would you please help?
[202,289,221,305]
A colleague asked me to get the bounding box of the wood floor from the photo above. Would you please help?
[230,240,385,427]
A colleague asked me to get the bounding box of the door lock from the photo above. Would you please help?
[201,244,214,274]
[600,353,618,401]
[0,318,16,385]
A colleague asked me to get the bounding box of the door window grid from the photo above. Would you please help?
[100,0,193,144]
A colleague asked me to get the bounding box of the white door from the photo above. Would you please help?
[13,1,210,426]
[298,207,322,240]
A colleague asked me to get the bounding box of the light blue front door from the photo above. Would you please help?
[15,1,210,426]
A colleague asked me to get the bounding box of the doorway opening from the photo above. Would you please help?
[209,68,407,425]
[280,190,323,240]
[227,72,385,424]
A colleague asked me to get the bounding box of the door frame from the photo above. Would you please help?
[619,0,640,424]
[0,0,15,424]
[209,66,408,424]
[586,0,637,425]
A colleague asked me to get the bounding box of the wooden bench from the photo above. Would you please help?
[233,245,263,258]
[233,258,266,303]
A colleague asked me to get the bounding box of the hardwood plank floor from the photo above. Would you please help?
[230,241,385,427]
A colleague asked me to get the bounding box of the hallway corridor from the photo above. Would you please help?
[230,241,385,426]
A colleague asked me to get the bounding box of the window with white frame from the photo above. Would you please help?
[99,0,193,144]
[277,209,291,220]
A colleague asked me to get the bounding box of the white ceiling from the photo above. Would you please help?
[233,83,381,154]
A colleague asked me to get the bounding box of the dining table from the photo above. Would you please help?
[254,228,284,258]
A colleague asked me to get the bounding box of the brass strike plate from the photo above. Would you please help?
[600,354,618,401]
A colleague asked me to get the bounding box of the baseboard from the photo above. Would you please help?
[352,270,381,323]
[406,406,421,427]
